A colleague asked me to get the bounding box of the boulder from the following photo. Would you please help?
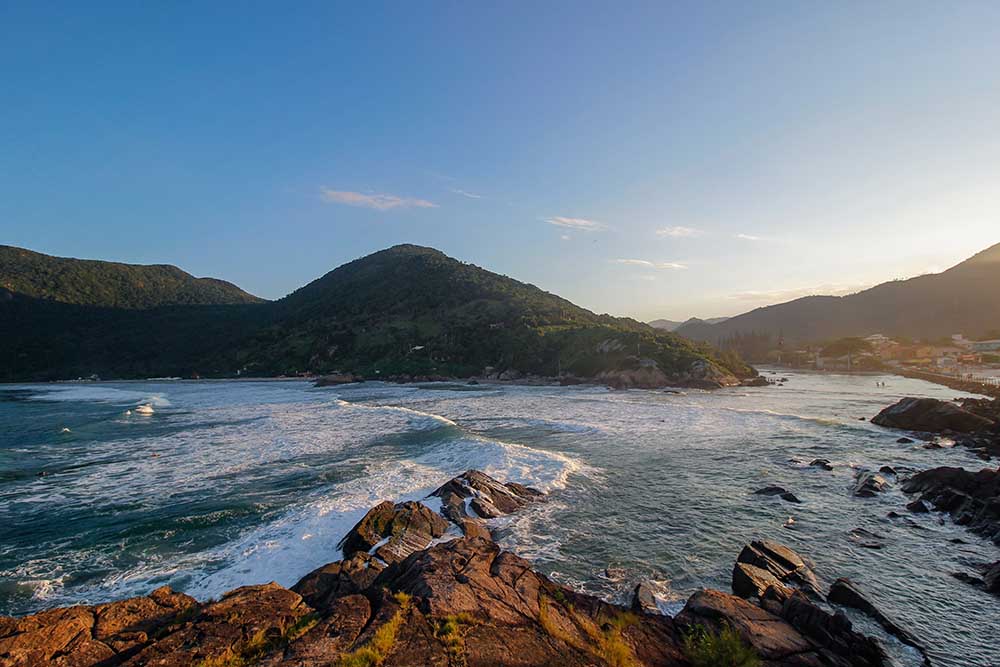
[872,397,993,433]
[853,471,890,497]
[897,437,915,444]
[338,500,450,564]
[847,527,886,550]
[984,561,1000,595]
[736,539,822,597]
[901,466,1000,544]
[828,578,929,664]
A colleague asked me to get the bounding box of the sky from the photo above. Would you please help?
[3,2,1000,321]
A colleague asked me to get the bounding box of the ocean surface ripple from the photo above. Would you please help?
[0,373,997,666]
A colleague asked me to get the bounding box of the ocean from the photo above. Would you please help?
[0,372,997,666]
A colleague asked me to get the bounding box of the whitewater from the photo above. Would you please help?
[1,373,998,666]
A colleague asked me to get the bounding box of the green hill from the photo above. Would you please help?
[1,244,752,384]
[0,245,263,308]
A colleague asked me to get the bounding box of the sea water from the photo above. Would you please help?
[1,373,997,666]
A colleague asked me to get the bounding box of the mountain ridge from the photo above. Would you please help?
[0,243,752,385]
[677,242,1000,345]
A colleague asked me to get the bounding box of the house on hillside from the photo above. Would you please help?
[971,339,1000,352]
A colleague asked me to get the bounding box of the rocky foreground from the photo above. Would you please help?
[2,470,911,667]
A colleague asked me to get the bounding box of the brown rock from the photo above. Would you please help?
[338,500,450,564]
[901,466,1000,544]
[736,539,822,597]
[732,562,792,600]
[291,552,385,610]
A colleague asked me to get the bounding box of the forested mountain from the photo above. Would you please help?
[1,244,752,383]
[676,242,1000,345]
[0,245,263,308]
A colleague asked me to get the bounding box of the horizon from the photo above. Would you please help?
[4,2,1000,321]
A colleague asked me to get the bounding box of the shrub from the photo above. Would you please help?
[682,624,761,667]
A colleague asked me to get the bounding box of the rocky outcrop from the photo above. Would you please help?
[676,588,883,667]
[0,586,196,667]
[900,466,1000,544]
[872,397,994,433]
[753,486,802,503]
[736,539,822,598]
[828,578,929,665]
[338,500,450,564]
[0,473,889,667]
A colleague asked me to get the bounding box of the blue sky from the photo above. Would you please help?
[3,2,999,320]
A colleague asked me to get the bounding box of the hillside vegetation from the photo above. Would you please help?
[1,244,752,383]
[0,245,263,308]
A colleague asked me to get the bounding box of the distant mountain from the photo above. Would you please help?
[0,245,263,308]
[1,244,752,383]
[676,242,1000,345]
[648,317,728,331]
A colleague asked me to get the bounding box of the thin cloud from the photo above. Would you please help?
[736,233,764,241]
[544,216,608,232]
[656,226,700,238]
[728,283,871,302]
[560,234,571,241]
[614,258,687,270]
[451,188,483,199]
[320,188,438,211]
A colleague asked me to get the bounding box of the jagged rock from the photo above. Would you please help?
[828,578,929,664]
[778,591,885,667]
[0,585,196,667]
[754,485,801,501]
[732,562,792,599]
[897,437,915,444]
[878,466,896,476]
[872,397,993,433]
[810,458,834,471]
[901,466,1000,544]
[338,500,450,564]
[853,471,890,497]
[431,469,543,528]
[736,539,822,597]
[985,561,1000,595]
[291,552,385,610]
[742,376,770,387]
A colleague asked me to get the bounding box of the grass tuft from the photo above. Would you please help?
[334,592,413,667]
[682,624,761,667]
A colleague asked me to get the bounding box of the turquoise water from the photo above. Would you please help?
[1,373,997,666]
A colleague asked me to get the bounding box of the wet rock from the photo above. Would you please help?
[853,471,890,497]
[736,539,822,597]
[828,578,930,664]
[985,561,1000,595]
[810,458,834,471]
[906,499,929,513]
[291,552,385,611]
[872,397,993,433]
[431,469,543,527]
[742,376,770,387]
[0,586,196,667]
[848,528,887,549]
[897,437,915,444]
[901,466,1000,544]
[631,582,660,614]
[338,500,450,564]
[754,485,788,496]
[779,591,885,667]
[878,465,896,476]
